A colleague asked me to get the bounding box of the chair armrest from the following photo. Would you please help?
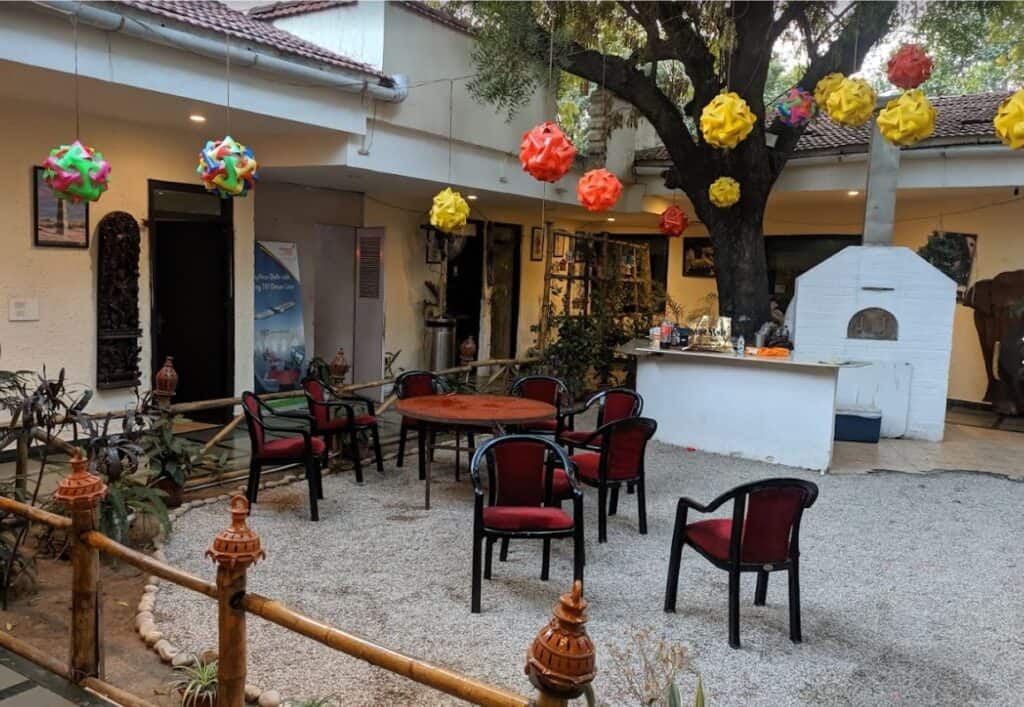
[334,395,376,416]
[677,492,733,514]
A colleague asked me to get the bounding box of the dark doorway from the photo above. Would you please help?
[487,223,522,359]
[149,181,234,423]
[445,220,484,355]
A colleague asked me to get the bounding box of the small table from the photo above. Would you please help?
[393,394,556,509]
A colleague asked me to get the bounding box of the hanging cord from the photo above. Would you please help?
[73,7,80,139]
[447,78,454,184]
[225,32,232,135]
[540,8,557,238]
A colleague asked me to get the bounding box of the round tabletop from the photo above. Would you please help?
[394,394,555,426]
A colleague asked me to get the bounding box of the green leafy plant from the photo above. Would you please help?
[142,411,198,488]
[169,658,218,707]
[100,479,170,547]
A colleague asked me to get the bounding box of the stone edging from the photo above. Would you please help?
[135,472,307,707]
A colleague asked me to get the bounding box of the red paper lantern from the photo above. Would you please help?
[887,44,933,90]
[659,205,688,237]
[519,122,577,183]
[576,168,622,212]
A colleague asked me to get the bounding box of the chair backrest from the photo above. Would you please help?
[595,387,643,426]
[240,391,265,452]
[471,435,572,508]
[597,416,657,480]
[729,479,819,564]
[510,375,568,408]
[303,378,330,427]
[395,370,443,399]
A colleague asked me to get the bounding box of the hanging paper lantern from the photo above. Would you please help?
[813,73,845,109]
[994,88,1024,150]
[519,122,576,183]
[699,92,757,149]
[197,136,259,198]
[429,187,470,232]
[825,77,877,127]
[877,90,936,147]
[709,177,740,208]
[41,141,110,203]
[775,87,818,128]
[658,205,688,237]
[887,44,933,90]
[576,168,622,212]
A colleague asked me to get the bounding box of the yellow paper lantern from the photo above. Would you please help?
[994,88,1024,150]
[825,77,877,127]
[699,92,757,149]
[709,177,740,208]
[877,90,936,146]
[429,187,470,233]
[814,73,845,108]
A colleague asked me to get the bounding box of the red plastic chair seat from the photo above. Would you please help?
[686,515,795,564]
[482,506,574,532]
[569,451,638,482]
[686,518,733,560]
[561,429,601,447]
[316,415,376,432]
[259,436,325,460]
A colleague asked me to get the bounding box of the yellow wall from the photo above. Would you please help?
[0,101,255,414]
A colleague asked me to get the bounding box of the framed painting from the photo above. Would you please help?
[530,226,544,261]
[682,236,715,278]
[33,167,89,248]
[553,230,568,257]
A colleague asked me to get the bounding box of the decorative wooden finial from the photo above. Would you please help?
[206,496,265,569]
[525,581,596,700]
[54,449,107,511]
[154,356,179,409]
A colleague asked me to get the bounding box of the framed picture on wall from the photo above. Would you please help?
[682,236,715,278]
[33,167,89,248]
[530,226,544,261]
[553,230,568,257]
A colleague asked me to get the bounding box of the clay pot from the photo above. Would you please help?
[459,336,477,363]
[329,348,350,380]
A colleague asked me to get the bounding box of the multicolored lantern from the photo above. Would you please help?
[877,90,936,146]
[994,88,1024,150]
[700,92,757,149]
[576,168,622,212]
[659,205,688,237]
[775,87,818,127]
[813,73,845,109]
[709,177,740,208]
[887,44,933,90]
[197,136,258,198]
[519,122,576,183]
[825,77,877,127]
[41,141,110,203]
[429,187,470,232]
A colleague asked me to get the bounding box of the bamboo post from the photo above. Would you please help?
[207,496,264,707]
[53,449,107,683]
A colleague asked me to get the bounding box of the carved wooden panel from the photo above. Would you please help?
[96,211,141,389]
[847,307,898,341]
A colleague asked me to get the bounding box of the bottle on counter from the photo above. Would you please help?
[734,334,745,356]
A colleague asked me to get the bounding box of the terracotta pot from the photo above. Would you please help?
[329,347,350,380]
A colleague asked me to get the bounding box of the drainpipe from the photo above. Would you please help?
[31,1,409,103]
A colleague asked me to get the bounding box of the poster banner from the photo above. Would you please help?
[254,241,306,393]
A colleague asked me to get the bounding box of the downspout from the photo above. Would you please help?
[31,1,408,102]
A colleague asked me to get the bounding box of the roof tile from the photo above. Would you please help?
[248,1,354,21]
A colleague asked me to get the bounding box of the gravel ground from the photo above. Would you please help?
[156,442,1024,706]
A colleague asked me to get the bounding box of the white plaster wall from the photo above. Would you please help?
[273,2,386,69]
[793,247,956,440]
[0,101,254,415]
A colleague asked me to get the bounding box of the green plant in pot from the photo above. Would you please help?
[169,658,217,707]
[142,411,198,508]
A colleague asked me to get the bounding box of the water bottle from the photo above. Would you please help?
[734,334,745,356]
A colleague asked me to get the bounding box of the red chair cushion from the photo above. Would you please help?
[493,441,547,507]
[570,452,601,481]
[552,467,572,500]
[686,510,797,564]
[482,506,574,532]
[317,415,376,432]
[259,436,325,459]
[686,519,733,560]
[560,429,601,447]
[603,391,639,423]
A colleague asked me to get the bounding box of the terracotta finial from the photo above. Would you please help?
[525,581,596,699]
[206,496,265,569]
[54,449,108,511]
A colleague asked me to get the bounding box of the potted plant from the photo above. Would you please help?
[168,658,217,707]
[142,410,198,508]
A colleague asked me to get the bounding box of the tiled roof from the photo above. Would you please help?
[635,93,1008,162]
[248,1,354,20]
[118,1,385,78]
[396,1,474,35]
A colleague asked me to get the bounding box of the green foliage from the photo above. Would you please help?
[99,479,171,547]
[142,412,198,487]
[169,658,217,707]
[917,231,974,287]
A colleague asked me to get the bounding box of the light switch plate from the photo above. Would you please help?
[8,298,39,322]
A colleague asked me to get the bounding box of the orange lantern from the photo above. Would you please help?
[887,44,933,90]
[519,122,577,183]
[576,168,622,212]
[659,205,688,237]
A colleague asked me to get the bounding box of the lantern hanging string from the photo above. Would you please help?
[448,78,454,184]
[539,6,557,236]
[73,3,80,139]
[225,32,232,134]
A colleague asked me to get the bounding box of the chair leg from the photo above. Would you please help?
[246,459,261,507]
[664,520,684,612]
[349,428,364,484]
[728,569,741,648]
[541,538,551,581]
[499,537,509,562]
[370,424,384,474]
[305,457,319,522]
[626,481,635,495]
[788,560,802,643]
[597,485,608,543]
[397,425,407,468]
[755,570,769,606]
[608,485,619,516]
[484,537,495,580]
[429,430,437,461]
[471,530,482,614]
[455,431,461,481]
[637,476,648,535]
[418,424,427,480]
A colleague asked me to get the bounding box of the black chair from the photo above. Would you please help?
[509,375,570,436]
[558,387,643,453]
[664,478,819,648]
[303,378,384,483]
[394,370,447,474]
[240,392,326,521]
[470,435,584,613]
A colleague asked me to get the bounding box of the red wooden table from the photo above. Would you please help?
[393,393,556,509]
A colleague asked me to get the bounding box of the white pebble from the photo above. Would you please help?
[171,652,196,668]
[257,689,280,707]
[244,685,261,703]
[144,630,163,647]
[134,612,154,629]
